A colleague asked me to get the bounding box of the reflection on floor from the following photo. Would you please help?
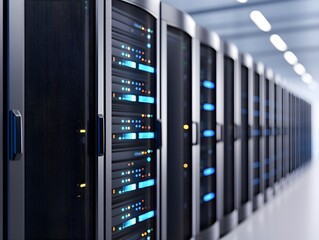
[221,161,319,240]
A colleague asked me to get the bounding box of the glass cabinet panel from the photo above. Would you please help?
[25,1,96,239]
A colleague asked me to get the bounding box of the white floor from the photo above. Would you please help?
[221,161,319,240]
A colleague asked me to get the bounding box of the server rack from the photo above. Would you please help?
[263,68,275,202]
[6,0,106,239]
[219,42,239,236]
[296,98,301,170]
[294,96,298,172]
[307,103,312,163]
[301,99,306,167]
[274,76,283,194]
[194,26,221,240]
[110,1,161,239]
[282,89,290,182]
[161,3,198,240]
[252,62,264,211]
[238,53,253,222]
[289,93,295,175]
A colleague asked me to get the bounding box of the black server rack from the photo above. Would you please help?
[6,0,106,239]
[111,0,160,239]
[274,80,283,194]
[238,54,253,222]
[301,99,306,167]
[220,42,239,236]
[296,98,301,169]
[195,26,220,240]
[282,89,290,180]
[289,93,296,174]
[161,3,198,240]
[263,69,275,202]
[293,95,297,172]
[252,63,264,211]
[307,103,312,163]
[307,102,311,163]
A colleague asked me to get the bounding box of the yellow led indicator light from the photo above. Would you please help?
[183,163,188,169]
[183,124,189,130]
[80,183,86,188]
[79,129,86,133]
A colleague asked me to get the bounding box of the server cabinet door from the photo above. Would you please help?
[7,1,104,239]
[264,79,271,188]
[111,1,159,239]
[199,44,217,230]
[240,65,249,207]
[252,72,262,199]
[166,26,193,240]
[223,56,235,216]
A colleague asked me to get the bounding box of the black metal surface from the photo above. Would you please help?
[167,26,192,240]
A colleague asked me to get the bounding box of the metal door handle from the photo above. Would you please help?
[9,110,23,160]
[97,114,104,156]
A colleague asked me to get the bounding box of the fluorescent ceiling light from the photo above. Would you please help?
[309,81,318,90]
[236,0,248,3]
[294,63,306,75]
[250,11,271,32]
[301,73,313,84]
[284,51,298,65]
[270,34,288,51]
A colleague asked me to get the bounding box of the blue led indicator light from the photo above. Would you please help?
[264,173,269,180]
[139,132,155,139]
[138,210,155,222]
[203,192,215,202]
[123,183,137,192]
[122,133,137,140]
[122,218,137,228]
[138,64,155,73]
[253,162,260,169]
[138,96,155,104]
[253,178,260,186]
[264,129,271,136]
[203,80,215,89]
[203,103,215,111]
[122,60,137,69]
[242,108,248,115]
[252,129,260,136]
[203,130,215,137]
[203,167,215,176]
[138,179,155,189]
[122,94,136,102]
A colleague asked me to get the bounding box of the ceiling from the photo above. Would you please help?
[162,0,319,103]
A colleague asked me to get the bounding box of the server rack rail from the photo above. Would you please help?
[252,62,265,211]
[263,68,275,202]
[194,25,221,240]
[219,42,239,236]
[238,53,253,222]
[161,3,198,240]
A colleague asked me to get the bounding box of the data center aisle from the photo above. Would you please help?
[221,160,319,240]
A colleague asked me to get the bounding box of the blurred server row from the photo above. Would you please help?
[0,0,312,240]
